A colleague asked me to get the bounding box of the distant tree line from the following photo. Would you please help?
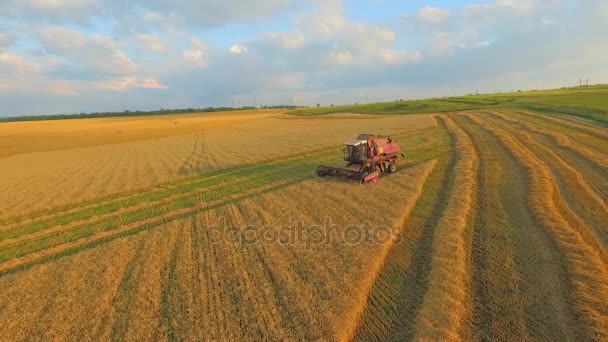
[0,105,307,123]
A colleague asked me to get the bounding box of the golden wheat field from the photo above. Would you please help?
[0,109,607,341]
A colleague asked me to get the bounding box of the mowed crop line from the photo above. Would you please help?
[0,126,438,229]
[0,178,302,275]
[485,112,608,244]
[0,144,343,232]
[339,159,438,342]
[0,150,333,242]
[412,115,478,341]
[489,111,608,172]
[0,126,439,233]
[0,160,318,266]
[454,114,528,340]
[0,127,442,274]
[0,160,315,248]
[465,114,608,339]
[354,117,454,341]
[487,112,608,204]
[515,109,608,141]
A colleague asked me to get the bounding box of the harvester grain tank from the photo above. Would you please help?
[316,134,404,183]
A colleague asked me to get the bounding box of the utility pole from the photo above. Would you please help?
[579,79,582,87]
[232,97,235,108]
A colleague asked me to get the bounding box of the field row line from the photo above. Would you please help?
[0,178,302,275]
[0,160,315,247]
[489,111,608,172]
[341,159,439,341]
[1,126,440,233]
[0,143,343,227]
[412,115,478,341]
[0,145,343,232]
[486,112,608,222]
[456,114,529,339]
[465,113,608,339]
[515,109,608,141]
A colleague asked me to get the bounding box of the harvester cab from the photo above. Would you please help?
[317,134,403,183]
[344,139,369,165]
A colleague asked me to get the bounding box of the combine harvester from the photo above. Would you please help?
[317,134,404,183]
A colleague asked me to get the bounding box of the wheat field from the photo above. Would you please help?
[0,109,606,341]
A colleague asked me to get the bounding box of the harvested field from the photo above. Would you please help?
[0,109,606,340]
[0,111,433,219]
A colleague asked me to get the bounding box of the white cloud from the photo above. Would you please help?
[378,49,422,65]
[462,0,538,27]
[39,26,136,75]
[0,52,41,76]
[98,77,168,91]
[183,38,208,67]
[19,0,98,11]
[418,7,451,24]
[0,33,15,48]
[297,0,396,57]
[263,31,305,50]
[135,34,168,53]
[143,11,163,22]
[2,0,608,117]
[328,51,353,65]
[183,50,206,66]
[229,44,248,54]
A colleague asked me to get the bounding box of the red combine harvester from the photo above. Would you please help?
[317,134,404,183]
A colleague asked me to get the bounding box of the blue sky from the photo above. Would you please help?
[0,0,606,117]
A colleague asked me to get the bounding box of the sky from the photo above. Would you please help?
[0,0,607,117]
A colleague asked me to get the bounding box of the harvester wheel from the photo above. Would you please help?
[388,162,397,173]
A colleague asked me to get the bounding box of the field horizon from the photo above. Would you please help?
[2,84,607,127]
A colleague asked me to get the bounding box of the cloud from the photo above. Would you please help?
[134,34,168,53]
[98,77,168,90]
[263,31,305,50]
[183,38,208,67]
[0,33,16,48]
[229,44,248,54]
[3,0,100,24]
[328,51,353,65]
[378,49,422,65]
[418,7,451,24]
[3,0,301,29]
[19,0,98,11]
[38,26,136,76]
[1,0,608,117]
[298,0,396,53]
[0,52,41,76]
